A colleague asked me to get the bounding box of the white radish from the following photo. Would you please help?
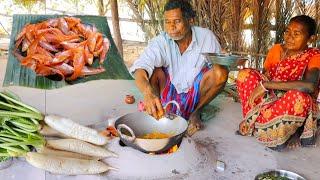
[37,146,99,160]
[39,124,68,138]
[26,152,116,175]
[46,139,118,158]
[44,115,108,145]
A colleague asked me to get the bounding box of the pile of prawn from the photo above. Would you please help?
[13,16,110,81]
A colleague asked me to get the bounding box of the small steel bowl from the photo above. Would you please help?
[0,157,13,170]
[255,169,306,180]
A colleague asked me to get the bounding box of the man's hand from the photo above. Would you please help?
[143,92,164,119]
[134,69,164,119]
[247,84,266,107]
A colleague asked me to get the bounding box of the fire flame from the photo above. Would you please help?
[149,145,179,155]
[167,145,178,154]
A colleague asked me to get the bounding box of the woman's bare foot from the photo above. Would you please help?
[287,132,301,149]
[187,111,202,136]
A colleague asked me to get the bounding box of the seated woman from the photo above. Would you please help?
[236,15,320,151]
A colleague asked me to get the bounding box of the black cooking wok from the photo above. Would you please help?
[115,101,188,154]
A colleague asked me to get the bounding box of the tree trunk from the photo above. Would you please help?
[97,0,105,16]
[110,0,123,58]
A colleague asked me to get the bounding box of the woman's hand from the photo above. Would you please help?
[248,83,266,107]
[143,92,164,119]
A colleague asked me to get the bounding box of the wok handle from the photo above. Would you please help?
[117,124,136,142]
[164,100,181,114]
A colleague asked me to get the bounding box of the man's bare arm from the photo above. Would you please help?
[134,69,154,96]
[134,69,164,118]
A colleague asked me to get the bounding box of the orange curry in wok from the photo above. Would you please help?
[140,132,172,139]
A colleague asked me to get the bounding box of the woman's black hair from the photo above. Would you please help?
[289,15,317,37]
[164,0,196,19]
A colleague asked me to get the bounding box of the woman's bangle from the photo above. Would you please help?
[260,81,268,91]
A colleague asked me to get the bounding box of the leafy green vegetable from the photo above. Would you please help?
[0,91,45,158]
[0,156,10,162]
[257,174,290,180]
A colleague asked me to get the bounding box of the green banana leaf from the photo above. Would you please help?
[3,14,133,89]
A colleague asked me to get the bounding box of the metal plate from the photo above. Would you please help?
[255,170,306,180]
[202,53,247,70]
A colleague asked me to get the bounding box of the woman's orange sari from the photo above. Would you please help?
[237,45,320,149]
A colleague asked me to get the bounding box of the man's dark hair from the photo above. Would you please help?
[164,0,196,19]
[289,15,317,37]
